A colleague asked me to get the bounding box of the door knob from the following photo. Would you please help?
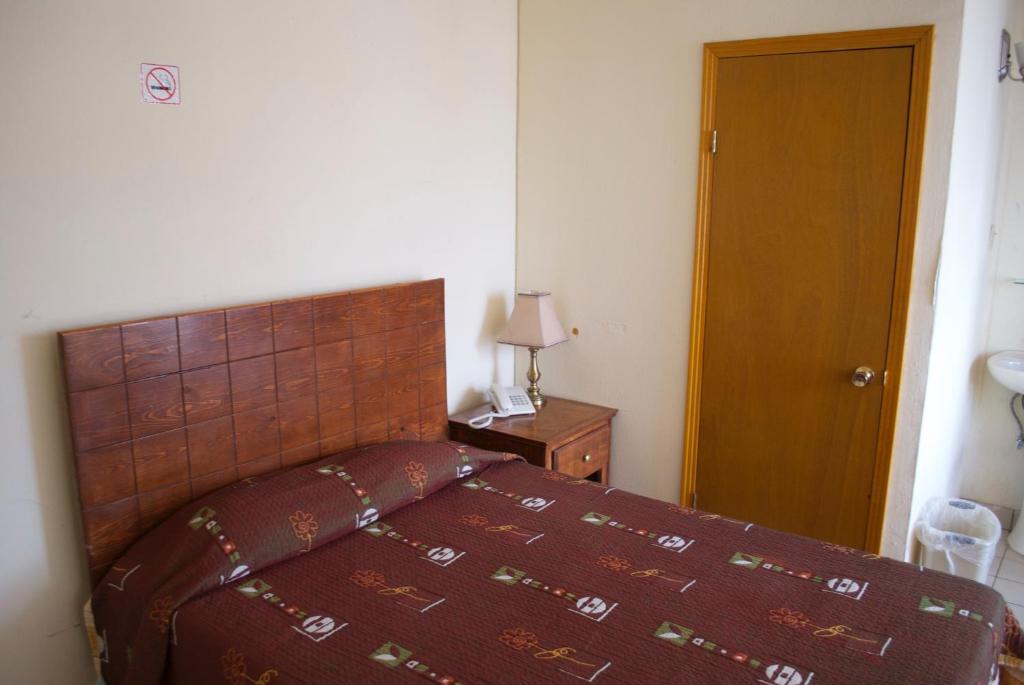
[851,366,876,387]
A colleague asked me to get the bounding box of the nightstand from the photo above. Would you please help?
[448,397,617,483]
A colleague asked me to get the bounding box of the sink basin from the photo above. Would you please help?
[988,350,1024,394]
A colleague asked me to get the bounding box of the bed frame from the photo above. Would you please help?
[58,278,447,583]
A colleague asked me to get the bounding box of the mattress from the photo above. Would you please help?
[91,441,1005,684]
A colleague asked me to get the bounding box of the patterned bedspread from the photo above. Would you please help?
[91,441,1004,684]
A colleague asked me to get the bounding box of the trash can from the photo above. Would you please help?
[916,498,1001,583]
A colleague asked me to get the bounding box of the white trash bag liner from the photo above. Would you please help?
[915,498,1001,582]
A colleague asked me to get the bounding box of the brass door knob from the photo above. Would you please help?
[583,454,592,463]
[851,366,876,387]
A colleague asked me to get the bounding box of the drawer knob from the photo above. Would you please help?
[583,453,592,463]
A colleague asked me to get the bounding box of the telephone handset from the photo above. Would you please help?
[468,384,537,429]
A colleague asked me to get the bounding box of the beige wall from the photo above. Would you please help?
[517,0,965,559]
[0,1,517,682]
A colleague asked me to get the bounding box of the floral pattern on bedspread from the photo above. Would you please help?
[90,440,514,685]
[94,440,1005,685]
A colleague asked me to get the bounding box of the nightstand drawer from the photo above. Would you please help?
[449,397,617,484]
[552,425,609,478]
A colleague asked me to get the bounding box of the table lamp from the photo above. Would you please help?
[497,291,569,408]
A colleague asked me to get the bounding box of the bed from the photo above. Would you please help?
[60,279,1009,684]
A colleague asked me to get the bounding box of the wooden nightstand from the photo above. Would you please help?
[448,397,617,483]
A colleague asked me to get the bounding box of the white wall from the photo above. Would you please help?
[517,0,966,559]
[966,100,1024,508]
[0,2,517,682]
[961,2,1024,516]
[909,0,1020,557]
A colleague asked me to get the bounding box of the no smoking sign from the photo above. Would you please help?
[140,63,180,105]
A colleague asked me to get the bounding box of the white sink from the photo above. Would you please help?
[988,350,1024,394]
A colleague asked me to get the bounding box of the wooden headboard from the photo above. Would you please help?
[58,278,447,583]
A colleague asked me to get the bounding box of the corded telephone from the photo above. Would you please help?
[468,384,536,429]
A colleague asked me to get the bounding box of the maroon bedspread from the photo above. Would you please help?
[93,441,1005,684]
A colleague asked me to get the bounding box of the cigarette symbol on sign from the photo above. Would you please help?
[146,67,176,101]
[140,64,180,105]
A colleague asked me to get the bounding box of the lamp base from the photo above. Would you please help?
[526,347,546,409]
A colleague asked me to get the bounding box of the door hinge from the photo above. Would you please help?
[691,491,698,508]
[710,129,718,155]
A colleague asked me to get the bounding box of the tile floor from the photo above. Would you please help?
[987,531,1024,615]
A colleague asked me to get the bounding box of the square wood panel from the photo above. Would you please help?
[272,299,314,351]
[60,325,125,392]
[187,415,236,476]
[122,317,180,381]
[182,364,232,424]
[133,428,188,493]
[229,356,276,412]
[59,278,447,584]
[178,310,227,370]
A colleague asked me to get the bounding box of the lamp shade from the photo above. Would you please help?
[497,291,569,349]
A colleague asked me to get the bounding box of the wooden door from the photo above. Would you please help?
[684,30,931,551]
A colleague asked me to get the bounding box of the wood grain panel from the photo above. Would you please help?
[77,445,134,508]
[127,374,184,438]
[319,386,355,438]
[132,428,188,492]
[229,356,277,412]
[313,293,352,344]
[696,47,910,548]
[69,385,131,451]
[178,310,228,370]
[226,305,273,360]
[319,431,356,457]
[386,327,420,373]
[238,453,282,480]
[139,482,191,531]
[59,278,448,583]
[122,318,179,381]
[354,333,387,382]
[61,326,126,392]
[388,369,420,417]
[356,421,388,447]
[182,364,231,424]
[186,416,236,476]
[192,467,238,500]
[354,379,388,427]
[681,27,933,553]
[420,402,448,442]
[351,288,388,337]
[315,340,353,392]
[272,299,314,352]
[276,347,316,401]
[419,321,445,367]
[390,411,422,441]
[233,407,280,463]
[84,498,140,570]
[278,396,318,450]
[282,442,320,468]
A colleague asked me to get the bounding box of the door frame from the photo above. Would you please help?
[679,26,933,553]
